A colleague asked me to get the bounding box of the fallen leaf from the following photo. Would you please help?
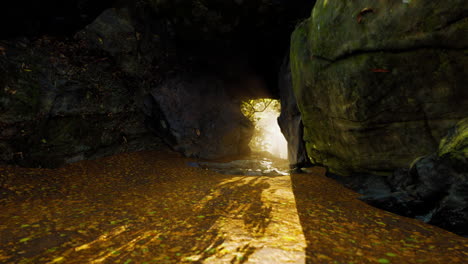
[358,8,375,24]
[51,257,64,263]
[19,237,31,243]
[169,246,182,252]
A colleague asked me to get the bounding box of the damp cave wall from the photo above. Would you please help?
[0,0,315,167]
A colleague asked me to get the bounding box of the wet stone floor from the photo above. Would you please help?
[0,151,467,264]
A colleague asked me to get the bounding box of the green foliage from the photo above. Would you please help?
[240,99,279,121]
[241,99,281,152]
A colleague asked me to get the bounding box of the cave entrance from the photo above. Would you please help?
[241,99,288,160]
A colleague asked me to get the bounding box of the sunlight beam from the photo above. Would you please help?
[241,99,288,159]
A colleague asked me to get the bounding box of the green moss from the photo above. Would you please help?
[290,19,310,100]
[289,0,467,176]
[291,18,322,110]
[438,118,468,158]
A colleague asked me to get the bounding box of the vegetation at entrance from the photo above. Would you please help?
[241,99,286,158]
[240,99,279,120]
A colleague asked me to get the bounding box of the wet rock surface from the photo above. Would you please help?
[291,0,468,175]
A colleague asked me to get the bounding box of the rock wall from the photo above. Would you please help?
[277,56,311,169]
[291,0,468,175]
[80,7,256,160]
[0,7,255,167]
[0,37,164,168]
[144,76,254,159]
[4,1,305,167]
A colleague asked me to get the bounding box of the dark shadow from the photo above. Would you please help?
[230,244,256,264]
[290,171,326,264]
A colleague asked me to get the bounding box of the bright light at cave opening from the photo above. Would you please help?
[241,99,288,159]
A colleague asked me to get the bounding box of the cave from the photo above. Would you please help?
[0,0,467,263]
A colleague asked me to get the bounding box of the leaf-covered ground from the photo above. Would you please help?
[291,168,468,264]
[0,151,467,263]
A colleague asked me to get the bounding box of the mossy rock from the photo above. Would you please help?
[438,118,468,161]
[291,0,468,175]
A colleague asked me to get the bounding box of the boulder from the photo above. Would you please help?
[144,75,254,159]
[353,118,468,236]
[291,0,468,175]
[429,118,468,235]
[277,55,311,169]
